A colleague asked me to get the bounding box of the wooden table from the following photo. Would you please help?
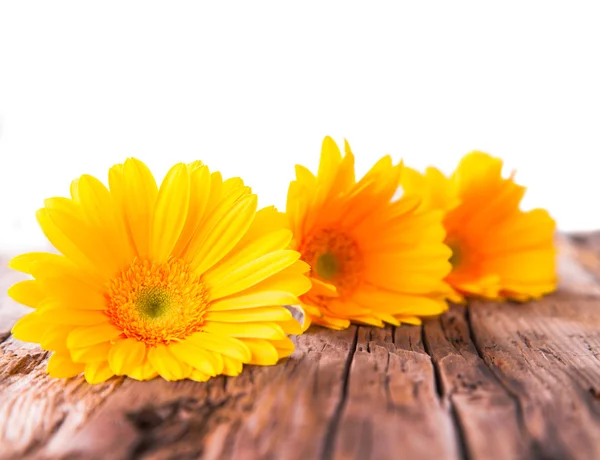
[2,234,600,460]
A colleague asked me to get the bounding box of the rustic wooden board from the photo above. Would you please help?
[2,234,600,460]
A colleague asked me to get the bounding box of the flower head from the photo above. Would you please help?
[286,137,451,330]
[9,159,309,383]
[401,151,556,301]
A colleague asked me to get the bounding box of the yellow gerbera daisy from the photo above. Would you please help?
[401,151,557,301]
[286,137,451,330]
[8,159,309,383]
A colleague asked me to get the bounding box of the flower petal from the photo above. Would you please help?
[67,323,122,349]
[239,338,279,365]
[184,331,251,362]
[208,291,299,312]
[169,341,223,376]
[84,361,115,384]
[202,322,286,340]
[189,194,257,275]
[150,163,190,263]
[71,342,112,363]
[204,306,292,323]
[47,352,85,379]
[8,280,45,307]
[122,158,158,258]
[147,344,189,381]
[206,250,300,300]
[108,338,146,375]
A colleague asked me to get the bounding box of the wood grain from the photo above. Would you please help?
[1,234,600,459]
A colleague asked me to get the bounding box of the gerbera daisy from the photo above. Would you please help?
[286,137,451,330]
[400,151,556,301]
[8,159,309,383]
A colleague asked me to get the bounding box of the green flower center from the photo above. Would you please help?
[136,287,172,319]
[449,244,461,268]
[316,252,339,280]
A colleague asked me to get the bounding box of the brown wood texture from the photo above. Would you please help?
[2,234,600,460]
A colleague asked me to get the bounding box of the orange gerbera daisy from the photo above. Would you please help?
[401,151,557,301]
[286,137,451,330]
[9,159,309,383]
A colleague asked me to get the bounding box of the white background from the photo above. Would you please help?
[1,2,599,254]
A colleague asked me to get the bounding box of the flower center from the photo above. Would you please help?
[316,252,338,280]
[300,228,363,294]
[106,258,208,347]
[449,244,461,268]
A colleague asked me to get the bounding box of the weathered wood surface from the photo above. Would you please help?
[2,234,600,460]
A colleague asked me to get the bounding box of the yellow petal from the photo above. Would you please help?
[202,322,286,340]
[308,278,338,298]
[348,315,384,327]
[122,158,158,258]
[108,338,146,375]
[169,341,222,376]
[189,369,211,382]
[396,316,423,326]
[206,250,300,300]
[370,312,401,326]
[277,318,302,335]
[11,313,47,342]
[240,206,289,244]
[84,361,115,384]
[71,342,112,363]
[40,325,72,352]
[221,355,243,376]
[147,344,188,381]
[9,252,104,292]
[185,331,251,362]
[40,277,107,310]
[44,202,119,280]
[8,252,64,275]
[240,338,280,365]
[150,163,190,263]
[183,184,251,264]
[205,229,293,283]
[301,314,312,333]
[67,323,122,349]
[172,164,212,257]
[229,260,311,299]
[311,315,350,330]
[271,337,295,359]
[108,163,138,257]
[128,355,158,381]
[8,280,45,307]
[209,291,299,312]
[298,303,322,318]
[77,174,135,268]
[352,288,448,316]
[37,307,109,326]
[47,352,85,379]
[190,194,257,275]
[36,209,102,282]
[204,306,292,323]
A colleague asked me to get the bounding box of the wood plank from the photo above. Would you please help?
[465,234,600,459]
[330,326,458,460]
[2,235,600,459]
[423,307,529,459]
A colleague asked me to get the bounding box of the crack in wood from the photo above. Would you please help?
[421,324,444,400]
[422,321,469,460]
[320,326,359,460]
[464,306,537,452]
